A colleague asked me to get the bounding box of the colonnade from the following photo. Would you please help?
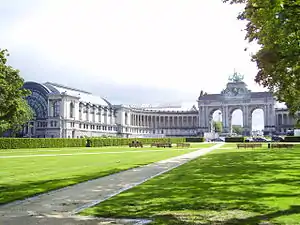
[276,112,298,126]
[127,114,198,128]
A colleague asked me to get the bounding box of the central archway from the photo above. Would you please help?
[230,109,243,135]
[250,108,264,136]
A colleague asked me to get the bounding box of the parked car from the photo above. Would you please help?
[252,137,268,142]
[271,136,284,142]
[245,137,253,142]
[211,137,224,142]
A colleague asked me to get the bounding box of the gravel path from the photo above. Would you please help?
[0,143,224,225]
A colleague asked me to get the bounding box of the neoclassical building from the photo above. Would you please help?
[22,75,297,138]
[22,82,198,138]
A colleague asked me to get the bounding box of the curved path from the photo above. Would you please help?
[0,143,224,225]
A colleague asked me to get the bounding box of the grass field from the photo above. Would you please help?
[0,143,213,204]
[82,143,300,225]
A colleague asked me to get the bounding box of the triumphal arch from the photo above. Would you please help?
[197,72,276,135]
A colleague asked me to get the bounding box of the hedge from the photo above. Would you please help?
[88,137,186,147]
[185,137,205,142]
[0,137,186,149]
[0,138,86,149]
[283,136,300,142]
[225,137,245,143]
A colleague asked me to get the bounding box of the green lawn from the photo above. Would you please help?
[82,144,300,225]
[0,143,213,204]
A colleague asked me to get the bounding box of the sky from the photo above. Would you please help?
[1,0,269,129]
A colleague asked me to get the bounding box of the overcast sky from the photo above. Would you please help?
[1,0,268,129]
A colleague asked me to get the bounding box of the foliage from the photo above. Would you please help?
[232,124,243,134]
[213,121,223,132]
[0,137,187,149]
[82,145,300,224]
[225,136,245,142]
[0,49,33,135]
[185,137,205,142]
[223,0,300,116]
[284,136,300,142]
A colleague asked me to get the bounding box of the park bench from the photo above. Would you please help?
[129,141,143,148]
[176,143,191,148]
[270,143,294,149]
[151,142,172,148]
[236,143,262,149]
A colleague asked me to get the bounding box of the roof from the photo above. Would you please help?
[250,92,273,98]
[126,102,198,112]
[44,82,111,106]
[198,92,273,101]
[198,94,221,101]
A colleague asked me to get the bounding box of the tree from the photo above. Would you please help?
[223,0,300,118]
[213,121,223,132]
[0,49,33,136]
[232,125,243,135]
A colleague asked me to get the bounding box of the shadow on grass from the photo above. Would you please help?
[83,148,300,224]
[154,205,300,225]
[0,164,147,205]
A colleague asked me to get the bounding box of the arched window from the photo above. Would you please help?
[53,101,60,117]
[70,102,74,118]
[125,113,128,125]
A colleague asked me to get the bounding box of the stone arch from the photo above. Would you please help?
[207,107,223,132]
[228,106,244,134]
[23,82,51,119]
[249,106,265,134]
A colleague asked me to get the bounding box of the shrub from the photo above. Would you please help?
[88,137,186,147]
[225,137,245,143]
[185,137,205,142]
[0,138,86,149]
[283,136,300,142]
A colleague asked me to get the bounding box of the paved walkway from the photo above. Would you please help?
[0,143,224,225]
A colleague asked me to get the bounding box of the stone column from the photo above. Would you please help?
[93,107,96,122]
[86,105,90,122]
[48,100,53,117]
[269,104,276,133]
[204,107,209,132]
[226,106,230,133]
[99,108,103,123]
[264,104,270,134]
[222,105,229,133]
[110,109,114,124]
[198,106,203,129]
[57,100,64,118]
[104,108,108,124]
[243,105,250,136]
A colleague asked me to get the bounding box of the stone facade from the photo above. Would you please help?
[22,79,297,138]
[198,77,276,135]
[22,82,198,138]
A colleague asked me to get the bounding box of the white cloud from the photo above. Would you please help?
[2,0,270,128]
[8,0,264,94]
